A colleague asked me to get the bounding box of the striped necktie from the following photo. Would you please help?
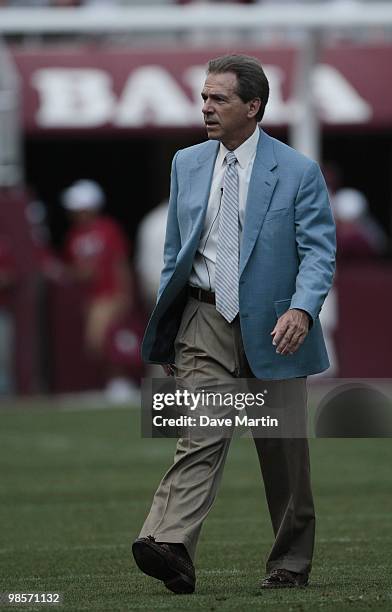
[215,150,239,323]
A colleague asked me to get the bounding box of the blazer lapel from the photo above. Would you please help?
[240,129,278,276]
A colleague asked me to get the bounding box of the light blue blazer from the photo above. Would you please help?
[142,128,336,379]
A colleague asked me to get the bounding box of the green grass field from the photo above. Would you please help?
[0,401,391,611]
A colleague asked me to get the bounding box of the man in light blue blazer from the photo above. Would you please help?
[133,55,336,594]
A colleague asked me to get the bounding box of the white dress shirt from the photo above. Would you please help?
[189,126,260,292]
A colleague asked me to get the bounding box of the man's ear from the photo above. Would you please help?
[248,98,261,119]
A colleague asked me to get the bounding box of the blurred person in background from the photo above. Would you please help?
[318,164,388,376]
[333,188,387,260]
[135,199,169,379]
[314,162,343,377]
[0,234,17,395]
[62,179,141,403]
[135,199,169,314]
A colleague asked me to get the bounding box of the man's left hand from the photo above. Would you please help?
[270,308,310,356]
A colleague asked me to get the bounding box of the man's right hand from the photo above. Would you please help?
[162,364,176,377]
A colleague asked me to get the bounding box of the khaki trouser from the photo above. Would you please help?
[139,297,315,574]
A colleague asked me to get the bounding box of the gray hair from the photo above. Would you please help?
[207,54,269,122]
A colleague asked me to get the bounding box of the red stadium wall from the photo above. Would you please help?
[10,43,392,134]
[336,264,392,377]
[0,189,41,394]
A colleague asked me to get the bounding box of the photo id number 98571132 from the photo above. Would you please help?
[0,593,62,606]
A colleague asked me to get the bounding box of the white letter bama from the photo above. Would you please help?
[32,68,115,127]
[115,66,194,127]
[313,64,372,124]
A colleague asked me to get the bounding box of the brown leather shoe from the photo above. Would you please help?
[260,568,309,589]
[132,535,195,594]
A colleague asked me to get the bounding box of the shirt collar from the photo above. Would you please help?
[217,126,260,170]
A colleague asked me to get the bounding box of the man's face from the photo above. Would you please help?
[201,72,258,149]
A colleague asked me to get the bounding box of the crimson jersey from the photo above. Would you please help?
[64,216,129,299]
